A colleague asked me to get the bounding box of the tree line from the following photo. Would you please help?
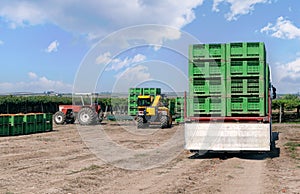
[1,94,299,123]
[0,96,128,114]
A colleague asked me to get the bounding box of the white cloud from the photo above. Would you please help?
[0,72,72,93]
[96,52,112,65]
[0,40,3,45]
[0,1,203,41]
[28,72,38,79]
[113,65,152,92]
[45,40,59,53]
[261,17,300,39]
[213,0,269,21]
[273,58,300,93]
[0,80,72,94]
[0,1,47,28]
[97,53,146,71]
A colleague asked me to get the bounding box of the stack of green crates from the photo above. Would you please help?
[175,97,184,123]
[23,113,36,134]
[44,113,53,132]
[189,42,268,117]
[0,113,53,136]
[128,88,161,116]
[0,115,10,136]
[189,43,227,116]
[226,42,267,116]
[9,114,24,135]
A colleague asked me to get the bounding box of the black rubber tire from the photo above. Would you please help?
[160,115,168,129]
[77,107,97,125]
[137,116,144,128]
[53,111,66,125]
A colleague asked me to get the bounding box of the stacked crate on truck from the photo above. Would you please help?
[188,43,227,117]
[185,42,272,152]
[226,42,267,117]
[128,88,161,116]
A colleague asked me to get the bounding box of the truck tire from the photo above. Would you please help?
[137,116,144,128]
[160,115,168,129]
[78,107,97,125]
[53,111,66,125]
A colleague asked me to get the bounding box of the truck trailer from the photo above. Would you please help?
[184,42,275,152]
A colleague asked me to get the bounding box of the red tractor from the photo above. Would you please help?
[53,93,104,125]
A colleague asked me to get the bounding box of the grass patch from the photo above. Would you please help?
[36,137,55,142]
[68,164,101,175]
[284,142,300,159]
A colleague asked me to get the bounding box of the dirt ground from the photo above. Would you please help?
[0,121,299,194]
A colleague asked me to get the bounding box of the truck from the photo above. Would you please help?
[184,42,276,153]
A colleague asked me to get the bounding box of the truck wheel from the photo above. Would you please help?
[53,111,66,125]
[78,107,97,125]
[160,115,168,129]
[137,116,144,128]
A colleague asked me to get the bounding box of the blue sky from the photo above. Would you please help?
[0,0,299,94]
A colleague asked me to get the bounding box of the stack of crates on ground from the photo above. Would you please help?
[0,115,10,136]
[168,99,175,117]
[128,88,161,116]
[0,113,53,136]
[175,97,184,123]
[188,42,269,119]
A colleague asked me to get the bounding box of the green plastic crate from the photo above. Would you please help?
[189,43,226,59]
[35,113,44,123]
[44,113,52,120]
[227,60,265,77]
[9,114,24,125]
[227,77,265,96]
[36,122,45,133]
[226,42,266,60]
[0,115,10,125]
[191,78,225,96]
[45,120,53,132]
[23,114,36,123]
[129,95,138,102]
[23,123,36,134]
[0,124,10,136]
[143,88,161,95]
[9,124,23,136]
[129,88,143,95]
[226,97,266,116]
[189,60,226,78]
[191,97,226,116]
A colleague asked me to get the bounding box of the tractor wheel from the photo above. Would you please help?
[78,107,97,125]
[53,111,66,125]
[160,115,168,129]
[137,116,144,128]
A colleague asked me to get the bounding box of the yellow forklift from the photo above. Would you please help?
[136,94,172,128]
